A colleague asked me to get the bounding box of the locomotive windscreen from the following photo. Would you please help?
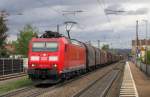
[32,42,58,52]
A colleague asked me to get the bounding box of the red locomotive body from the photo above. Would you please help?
[28,37,86,82]
[28,31,123,84]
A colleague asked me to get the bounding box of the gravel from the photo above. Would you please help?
[37,63,120,97]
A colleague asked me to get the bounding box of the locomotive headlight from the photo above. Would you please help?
[53,64,57,67]
[49,56,58,61]
[31,64,36,67]
[30,56,40,61]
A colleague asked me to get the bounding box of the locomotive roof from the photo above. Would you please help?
[31,37,66,42]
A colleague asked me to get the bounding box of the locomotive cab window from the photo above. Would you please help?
[32,42,58,52]
[46,42,58,52]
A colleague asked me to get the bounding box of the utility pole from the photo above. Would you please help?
[136,20,139,59]
[98,40,100,49]
[88,40,91,45]
[145,20,148,74]
[143,20,148,74]
[57,24,59,33]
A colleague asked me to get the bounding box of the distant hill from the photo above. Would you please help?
[109,49,131,56]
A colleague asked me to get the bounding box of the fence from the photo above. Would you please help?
[0,58,23,76]
[136,61,150,76]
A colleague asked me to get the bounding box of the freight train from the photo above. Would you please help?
[28,31,123,84]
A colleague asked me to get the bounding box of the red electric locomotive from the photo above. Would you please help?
[28,32,86,83]
[28,31,123,84]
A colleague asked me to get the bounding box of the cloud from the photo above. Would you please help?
[126,8,149,15]
[105,4,124,11]
[104,3,149,15]
[1,0,150,48]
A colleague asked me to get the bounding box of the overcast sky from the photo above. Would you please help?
[1,0,150,48]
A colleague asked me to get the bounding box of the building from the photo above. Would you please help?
[5,44,15,54]
[132,39,150,61]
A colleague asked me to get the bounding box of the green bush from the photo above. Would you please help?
[146,50,150,64]
[137,56,142,62]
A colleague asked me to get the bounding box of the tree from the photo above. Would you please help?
[101,44,109,51]
[145,50,150,64]
[15,24,38,57]
[0,15,8,57]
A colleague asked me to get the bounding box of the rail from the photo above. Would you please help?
[0,72,26,81]
[72,69,120,97]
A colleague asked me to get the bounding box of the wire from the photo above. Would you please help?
[37,0,71,21]
[96,0,122,47]
[97,0,112,23]
[58,0,88,30]
[96,0,116,37]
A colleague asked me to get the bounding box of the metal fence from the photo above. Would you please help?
[0,58,23,76]
[136,61,150,76]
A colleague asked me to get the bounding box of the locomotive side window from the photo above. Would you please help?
[32,42,58,52]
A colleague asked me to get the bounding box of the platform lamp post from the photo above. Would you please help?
[142,19,148,74]
[64,21,77,39]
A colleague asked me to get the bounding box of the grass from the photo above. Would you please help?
[0,76,32,94]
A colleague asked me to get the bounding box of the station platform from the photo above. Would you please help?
[124,62,150,97]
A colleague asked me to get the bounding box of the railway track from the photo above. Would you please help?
[0,72,26,81]
[72,67,121,97]
[0,86,34,97]
[0,62,123,97]
[0,65,107,97]
[0,73,91,97]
